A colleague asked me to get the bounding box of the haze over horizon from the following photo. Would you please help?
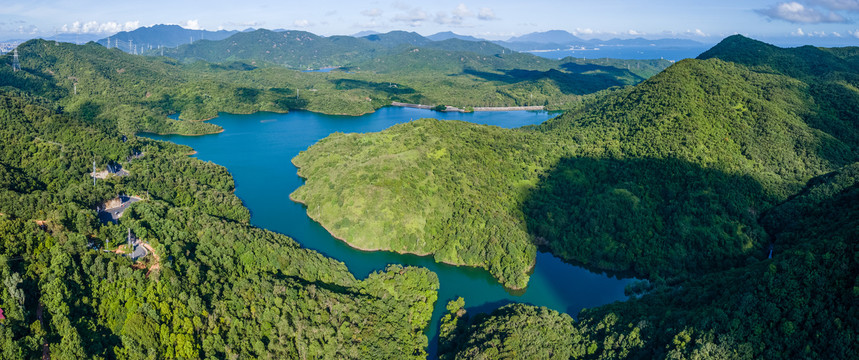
[3,0,859,46]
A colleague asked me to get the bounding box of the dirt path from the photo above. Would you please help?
[142,242,161,277]
[37,303,50,360]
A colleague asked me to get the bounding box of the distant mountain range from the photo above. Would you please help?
[8,25,711,57]
[151,28,531,70]
[95,24,238,53]
[361,31,431,48]
[496,30,707,52]
[9,25,857,58]
[2,25,714,63]
[427,31,484,42]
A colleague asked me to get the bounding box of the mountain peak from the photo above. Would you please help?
[697,34,774,60]
[697,35,847,79]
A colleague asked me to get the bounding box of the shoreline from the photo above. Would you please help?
[391,101,545,112]
[143,128,225,137]
[288,175,530,290]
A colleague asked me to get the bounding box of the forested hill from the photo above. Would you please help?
[154,28,670,77]
[161,29,378,69]
[361,30,432,48]
[292,36,859,289]
[291,34,858,359]
[0,87,439,358]
[439,164,858,358]
[1,38,672,135]
[157,29,524,69]
[697,34,859,79]
[0,39,297,134]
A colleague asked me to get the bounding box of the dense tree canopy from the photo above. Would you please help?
[0,87,439,359]
[292,36,858,288]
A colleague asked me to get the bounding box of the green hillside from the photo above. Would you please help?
[160,29,380,69]
[153,29,671,110]
[362,31,432,48]
[291,35,858,290]
[0,39,299,134]
[0,87,439,358]
[440,162,858,359]
[1,38,669,137]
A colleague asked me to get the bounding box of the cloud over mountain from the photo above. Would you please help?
[756,1,850,23]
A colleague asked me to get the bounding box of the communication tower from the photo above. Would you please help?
[12,48,20,72]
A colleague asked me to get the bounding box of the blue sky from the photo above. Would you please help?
[3,0,859,44]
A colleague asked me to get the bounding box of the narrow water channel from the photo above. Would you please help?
[148,107,633,358]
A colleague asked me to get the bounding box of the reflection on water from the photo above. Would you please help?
[147,107,633,358]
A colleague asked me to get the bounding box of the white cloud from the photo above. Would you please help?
[392,1,411,11]
[18,24,39,34]
[434,4,474,25]
[478,7,497,20]
[392,8,429,26]
[434,12,459,25]
[183,20,202,30]
[452,3,473,18]
[362,8,383,17]
[808,0,859,11]
[61,20,140,34]
[626,29,644,36]
[792,27,806,35]
[850,29,859,37]
[833,31,843,36]
[756,2,848,23]
[687,28,708,37]
[293,19,311,27]
[573,28,594,35]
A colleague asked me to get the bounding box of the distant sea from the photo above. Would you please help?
[528,45,712,61]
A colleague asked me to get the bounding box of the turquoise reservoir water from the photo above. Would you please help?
[149,107,632,357]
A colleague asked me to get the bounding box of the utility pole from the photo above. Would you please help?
[12,48,20,72]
